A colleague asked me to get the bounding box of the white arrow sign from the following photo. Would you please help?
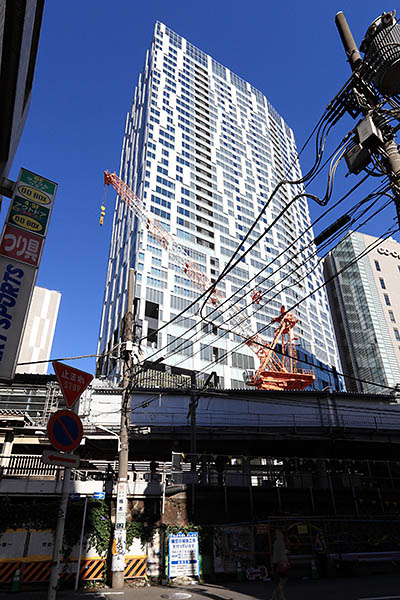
[41,450,80,468]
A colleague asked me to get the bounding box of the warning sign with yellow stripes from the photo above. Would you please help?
[125,555,147,578]
[22,561,51,582]
[0,554,147,585]
[79,558,105,580]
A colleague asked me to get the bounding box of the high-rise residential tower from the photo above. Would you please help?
[97,22,341,390]
[324,232,400,394]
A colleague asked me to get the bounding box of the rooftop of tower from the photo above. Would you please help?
[154,20,288,131]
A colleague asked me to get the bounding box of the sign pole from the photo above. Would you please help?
[74,495,88,591]
[48,467,71,600]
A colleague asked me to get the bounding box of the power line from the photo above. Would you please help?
[138,130,386,366]
[139,183,393,385]
[137,172,376,368]
[198,181,390,336]
[199,125,353,312]
[16,343,122,367]
[129,110,356,358]
[186,223,399,392]
[17,353,100,366]
[159,215,397,392]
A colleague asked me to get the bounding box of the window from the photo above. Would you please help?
[389,310,396,322]
[394,328,400,341]
[379,278,386,289]
[231,351,254,370]
[167,334,193,356]
[384,294,391,306]
[375,258,380,270]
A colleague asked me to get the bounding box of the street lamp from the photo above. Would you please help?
[95,425,121,451]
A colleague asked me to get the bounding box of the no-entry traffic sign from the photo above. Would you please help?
[52,361,93,408]
[47,409,83,452]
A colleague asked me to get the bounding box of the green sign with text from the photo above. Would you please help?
[8,196,50,236]
[19,168,56,196]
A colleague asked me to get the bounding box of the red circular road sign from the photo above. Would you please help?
[47,410,83,453]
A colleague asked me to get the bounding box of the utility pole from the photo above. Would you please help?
[335,11,400,227]
[111,268,135,588]
[188,372,217,473]
[190,371,197,473]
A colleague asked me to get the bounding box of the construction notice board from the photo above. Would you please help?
[168,532,199,578]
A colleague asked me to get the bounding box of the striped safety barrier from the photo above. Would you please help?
[0,555,147,585]
[124,556,147,578]
[22,561,51,583]
[79,558,105,581]
[0,561,20,583]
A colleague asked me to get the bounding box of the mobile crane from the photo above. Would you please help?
[104,171,315,391]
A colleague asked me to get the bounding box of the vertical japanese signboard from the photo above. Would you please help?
[168,532,199,578]
[0,168,57,381]
[111,481,128,571]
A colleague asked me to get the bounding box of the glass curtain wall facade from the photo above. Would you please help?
[324,232,400,394]
[97,22,341,390]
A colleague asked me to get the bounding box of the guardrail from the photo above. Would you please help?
[0,454,58,478]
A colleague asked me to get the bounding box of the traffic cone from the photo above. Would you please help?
[10,566,21,592]
[311,559,319,580]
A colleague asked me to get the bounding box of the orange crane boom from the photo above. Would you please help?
[104,171,315,391]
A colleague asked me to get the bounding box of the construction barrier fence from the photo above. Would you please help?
[125,556,147,578]
[0,555,147,585]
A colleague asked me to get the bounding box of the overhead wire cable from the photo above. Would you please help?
[132,112,347,353]
[136,176,371,366]
[186,222,399,390]
[161,203,397,384]
[137,198,397,393]
[165,200,395,391]
[199,111,349,312]
[118,73,393,382]
[135,178,390,374]
[131,75,365,361]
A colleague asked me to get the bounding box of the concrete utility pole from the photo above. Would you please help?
[189,372,217,473]
[335,11,400,227]
[190,372,197,473]
[111,268,135,588]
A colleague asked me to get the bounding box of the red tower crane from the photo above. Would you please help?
[104,171,315,391]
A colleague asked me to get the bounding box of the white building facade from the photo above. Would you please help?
[97,22,341,390]
[16,286,61,375]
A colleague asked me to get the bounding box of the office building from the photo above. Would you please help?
[97,22,341,390]
[16,286,61,375]
[324,232,400,394]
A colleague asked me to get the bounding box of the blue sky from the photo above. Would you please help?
[6,0,399,374]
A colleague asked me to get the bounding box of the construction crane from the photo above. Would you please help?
[104,171,315,391]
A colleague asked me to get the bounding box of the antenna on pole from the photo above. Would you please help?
[335,11,362,71]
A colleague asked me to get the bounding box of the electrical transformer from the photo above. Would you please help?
[360,10,400,96]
